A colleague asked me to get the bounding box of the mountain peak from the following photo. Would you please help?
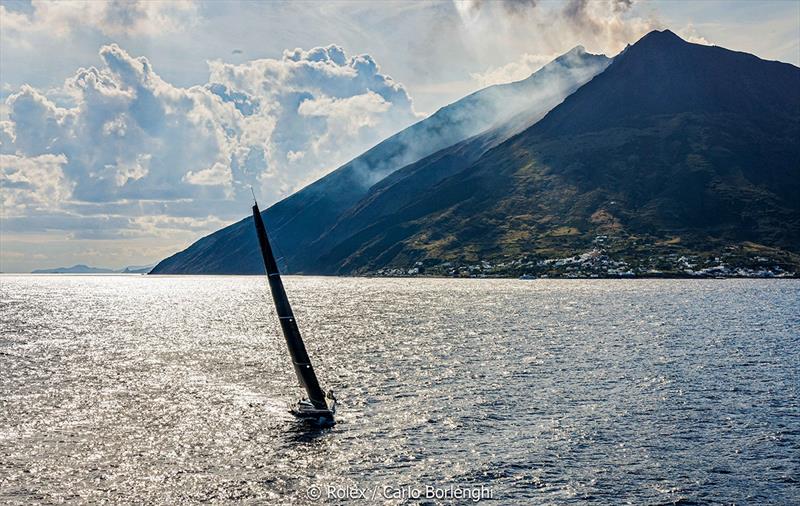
[634,29,687,49]
[552,45,604,69]
[532,27,800,137]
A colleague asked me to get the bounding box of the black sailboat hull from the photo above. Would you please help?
[290,400,336,427]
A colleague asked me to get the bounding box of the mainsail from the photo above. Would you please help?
[252,202,329,410]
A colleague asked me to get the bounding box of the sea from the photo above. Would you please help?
[1,275,798,504]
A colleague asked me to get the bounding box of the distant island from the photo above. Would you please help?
[32,264,155,274]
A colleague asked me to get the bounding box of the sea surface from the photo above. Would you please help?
[1,275,798,504]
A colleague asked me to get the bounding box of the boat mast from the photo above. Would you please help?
[252,202,328,410]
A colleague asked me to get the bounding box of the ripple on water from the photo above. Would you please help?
[0,275,798,504]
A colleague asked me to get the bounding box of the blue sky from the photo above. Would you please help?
[1,0,798,272]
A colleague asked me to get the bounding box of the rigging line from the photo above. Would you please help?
[246,187,301,238]
[270,229,291,273]
[249,188,292,272]
[261,209,291,274]
[263,210,296,237]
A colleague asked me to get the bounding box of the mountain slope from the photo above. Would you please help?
[294,48,610,271]
[151,48,610,274]
[313,30,800,276]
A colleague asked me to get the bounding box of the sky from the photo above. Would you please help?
[1,0,798,272]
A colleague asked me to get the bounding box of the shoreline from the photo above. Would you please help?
[4,272,797,280]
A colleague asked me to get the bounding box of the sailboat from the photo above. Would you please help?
[252,201,336,427]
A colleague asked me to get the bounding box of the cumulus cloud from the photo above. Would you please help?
[205,44,419,192]
[0,153,73,215]
[3,45,241,206]
[1,42,419,266]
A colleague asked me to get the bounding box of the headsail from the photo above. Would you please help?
[252,202,329,410]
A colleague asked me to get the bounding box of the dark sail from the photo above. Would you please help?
[252,203,328,410]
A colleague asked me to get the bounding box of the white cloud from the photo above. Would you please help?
[0,0,198,42]
[286,150,305,162]
[0,41,419,268]
[110,153,151,186]
[0,153,73,215]
[183,162,232,187]
[3,45,241,205]
[130,214,228,238]
[297,91,392,165]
